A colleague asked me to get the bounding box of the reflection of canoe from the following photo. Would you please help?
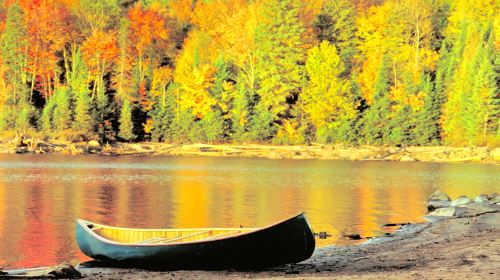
[76,213,315,269]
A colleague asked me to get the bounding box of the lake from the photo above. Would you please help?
[0,154,498,268]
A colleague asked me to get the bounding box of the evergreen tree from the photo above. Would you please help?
[118,99,135,141]
[414,75,441,145]
[203,53,232,142]
[360,56,392,145]
[231,78,252,143]
[1,1,28,102]
[52,87,72,133]
[40,97,57,135]
[149,83,176,142]
[314,0,357,74]
[252,0,306,141]
[70,49,93,137]
[0,1,30,132]
[464,26,497,145]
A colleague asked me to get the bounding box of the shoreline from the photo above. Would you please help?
[78,203,500,279]
[0,138,499,164]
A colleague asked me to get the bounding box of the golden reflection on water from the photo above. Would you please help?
[0,154,498,268]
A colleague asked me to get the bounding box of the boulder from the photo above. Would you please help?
[450,196,472,207]
[428,207,456,217]
[427,200,451,212]
[427,190,451,202]
[473,194,489,204]
[489,196,500,204]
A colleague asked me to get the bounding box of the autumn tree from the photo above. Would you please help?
[25,0,71,98]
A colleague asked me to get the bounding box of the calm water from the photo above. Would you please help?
[0,154,498,268]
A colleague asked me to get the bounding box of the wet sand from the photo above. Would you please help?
[79,207,499,279]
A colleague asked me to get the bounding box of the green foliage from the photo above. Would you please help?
[53,87,72,133]
[149,84,176,142]
[231,78,252,143]
[253,0,306,139]
[1,1,28,99]
[414,75,441,145]
[40,96,57,134]
[70,49,94,137]
[359,57,392,145]
[302,41,355,143]
[314,0,357,74]
[118,99,135,141]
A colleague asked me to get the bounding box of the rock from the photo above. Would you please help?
[455,204,497,218]
[474,194,489,204]
[428,207,456,217]
[450,196,472,207]
[427,190,451,202]
[88,140,100,148]
[400,156,416,162]
[486,193,498,200]
[427,200,451,212]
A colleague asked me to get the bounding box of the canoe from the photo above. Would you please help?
[76,213,315,269]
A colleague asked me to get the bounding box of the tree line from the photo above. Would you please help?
[0,0,498,146]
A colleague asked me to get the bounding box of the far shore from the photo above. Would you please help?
[0,137,499,164]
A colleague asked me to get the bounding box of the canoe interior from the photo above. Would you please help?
[89,224,258,244]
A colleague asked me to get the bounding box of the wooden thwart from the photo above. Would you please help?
[138,230,213,244]
[137,230,244,244]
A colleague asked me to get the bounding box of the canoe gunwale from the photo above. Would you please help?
[77,212,307,247]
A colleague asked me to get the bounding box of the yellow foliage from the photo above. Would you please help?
[356,0,438,105]
[192,0,260,66]
[275,119,304,145]
[151,67,172,98]
[177,64,217,119]
[446,0,498,37]
[143,118,154,134]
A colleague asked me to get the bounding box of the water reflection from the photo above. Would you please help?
[0,154,498,268]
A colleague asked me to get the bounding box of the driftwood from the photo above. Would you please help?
[0,263,81,279]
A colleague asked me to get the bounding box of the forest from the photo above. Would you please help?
[0,0,498,146]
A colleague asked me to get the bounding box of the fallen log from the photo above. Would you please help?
[0,263,81,279]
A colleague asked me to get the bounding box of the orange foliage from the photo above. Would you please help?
[24,0,72,97]
[128,3,168,58]
[81,30,119,76]
[168,0,193,25]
